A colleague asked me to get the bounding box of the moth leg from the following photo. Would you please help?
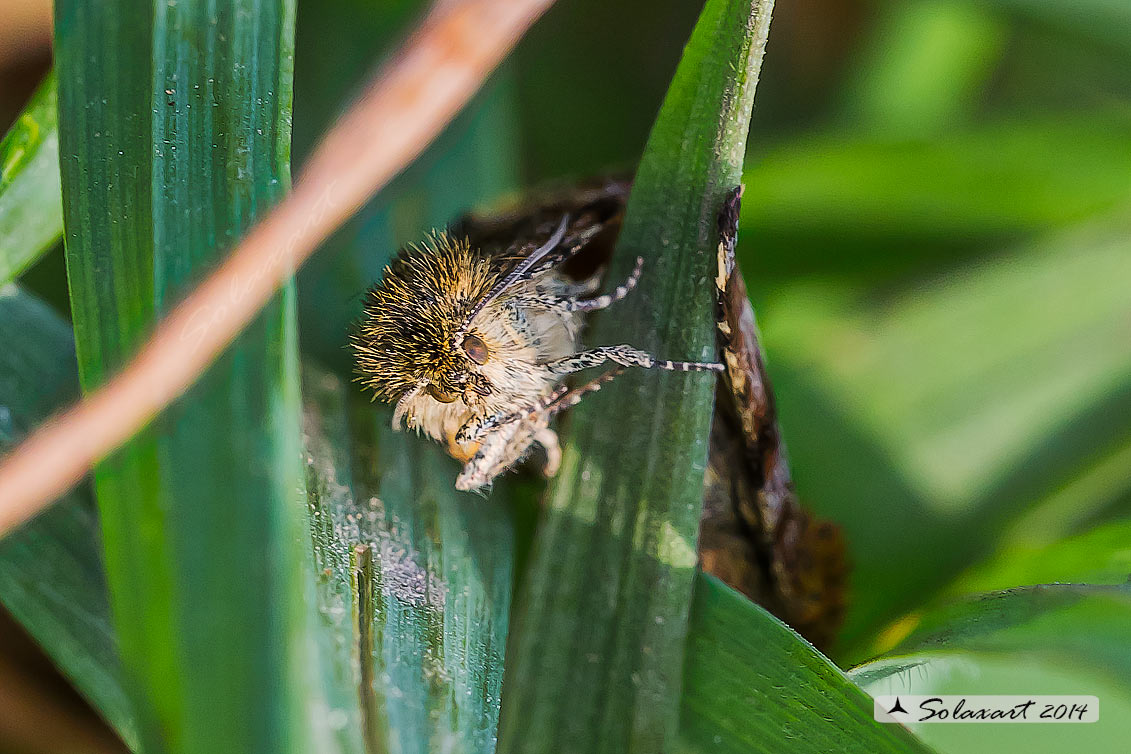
[564,256,643,312]
[455,384,570,444]
[534,427,561,478]
[508,257,644,315]
[542,367,626,419]
[455,428,514,491]
[457,366,629,487]
[457,364,627,446]
[455,415,490,445]
[545,345,724,375]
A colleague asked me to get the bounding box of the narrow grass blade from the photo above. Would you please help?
[984,0,1131,56]
[875,584,1131,675]
[678,574,931,754]
[55,1,315,751]
[0,286,133,749]
[321,106,519,753]
[838,1,1006,137]
[949,517,1131,596]
[338,380,514,754]
[499,1,775,751]
[0,72,62,285]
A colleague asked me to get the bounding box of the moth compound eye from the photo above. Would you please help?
[462,334,489,365]
[426,384,459,404]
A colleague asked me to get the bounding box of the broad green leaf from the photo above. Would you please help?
[0,285,133,749]
[678,575,932,754]
[499,1,775,751]
[55,2,321,751]
[852,585,1131,753]
[0,72,62,285]
[757,218,1131,657]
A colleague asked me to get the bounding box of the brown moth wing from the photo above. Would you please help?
[451,179,629,283]
[705,186,848,649]
[456,180,848,648]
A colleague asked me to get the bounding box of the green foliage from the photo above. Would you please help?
[54,1,317,751]
[679,575,931,754]
[852,585,1131,753]
[760,217,1131,655]
[499,1,774,752]
[0,72,61,285]
[1,0,1130,752]
[0,287,134,749]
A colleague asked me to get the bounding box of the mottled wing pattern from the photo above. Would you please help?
[702,186,848,650]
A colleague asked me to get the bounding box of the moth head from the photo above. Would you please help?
[352,215,568,411]
[351,232,498,410]
[421,347,492,405]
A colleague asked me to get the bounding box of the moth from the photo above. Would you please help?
[353,181,847,648]
[350,181,722,492]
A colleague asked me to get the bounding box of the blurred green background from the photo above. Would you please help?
[2,0,1130,752]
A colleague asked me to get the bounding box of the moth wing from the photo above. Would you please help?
[451,178,629,283]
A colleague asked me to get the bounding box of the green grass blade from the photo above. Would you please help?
[878,584,1131,673]
[55,2,316,751]
[852,585,1131,753]
[304,369,514,754]
[678,575,932,754]
[292,4,522,747]
[949,518,1131,596]
[984,0,1131,56]
[0,286,134,749]
[0,72,62,285]
[499,1,774,752]
[837,1,1006,137]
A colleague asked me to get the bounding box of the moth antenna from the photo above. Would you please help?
[453,214,570,347]
[392,380,427,430]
